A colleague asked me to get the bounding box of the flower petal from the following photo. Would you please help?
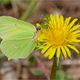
[71,34,80,38]
[55,14,60,27]
[56,47,61,58]
[70,39,80,43]
[64,46,71,57]
[41,44,51,54]
[67,44,79,54]
[60,16,64,27]
[71,30,80,35]
[44,47,53,58]
[64,17,71,27]
[61,46,67,58]
[50,14,56,27]
[49,48,56,59]
[70,24,80,32]
[68,18,78,29]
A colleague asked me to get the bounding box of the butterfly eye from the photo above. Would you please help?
[36,27,41,31]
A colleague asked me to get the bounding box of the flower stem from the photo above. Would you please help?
[50,56,57,80]
[20,0,37,20]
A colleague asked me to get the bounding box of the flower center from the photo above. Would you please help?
[48,27,67,46]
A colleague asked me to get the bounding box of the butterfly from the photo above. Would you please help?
[0,16,36,60]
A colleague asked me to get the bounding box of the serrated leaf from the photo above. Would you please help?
[0,16,36,59]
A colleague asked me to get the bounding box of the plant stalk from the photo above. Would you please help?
[50,56,57,80]
[20,0,37,20]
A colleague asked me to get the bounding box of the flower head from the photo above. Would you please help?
[37,14,80,59]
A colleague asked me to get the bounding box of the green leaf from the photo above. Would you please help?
[0,16,36,59]
[29,56,37,66]
[31,69,44,76]
[56,70,69,80]
[0,0,10,5]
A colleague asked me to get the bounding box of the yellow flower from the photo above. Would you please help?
[37,14,80,59]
